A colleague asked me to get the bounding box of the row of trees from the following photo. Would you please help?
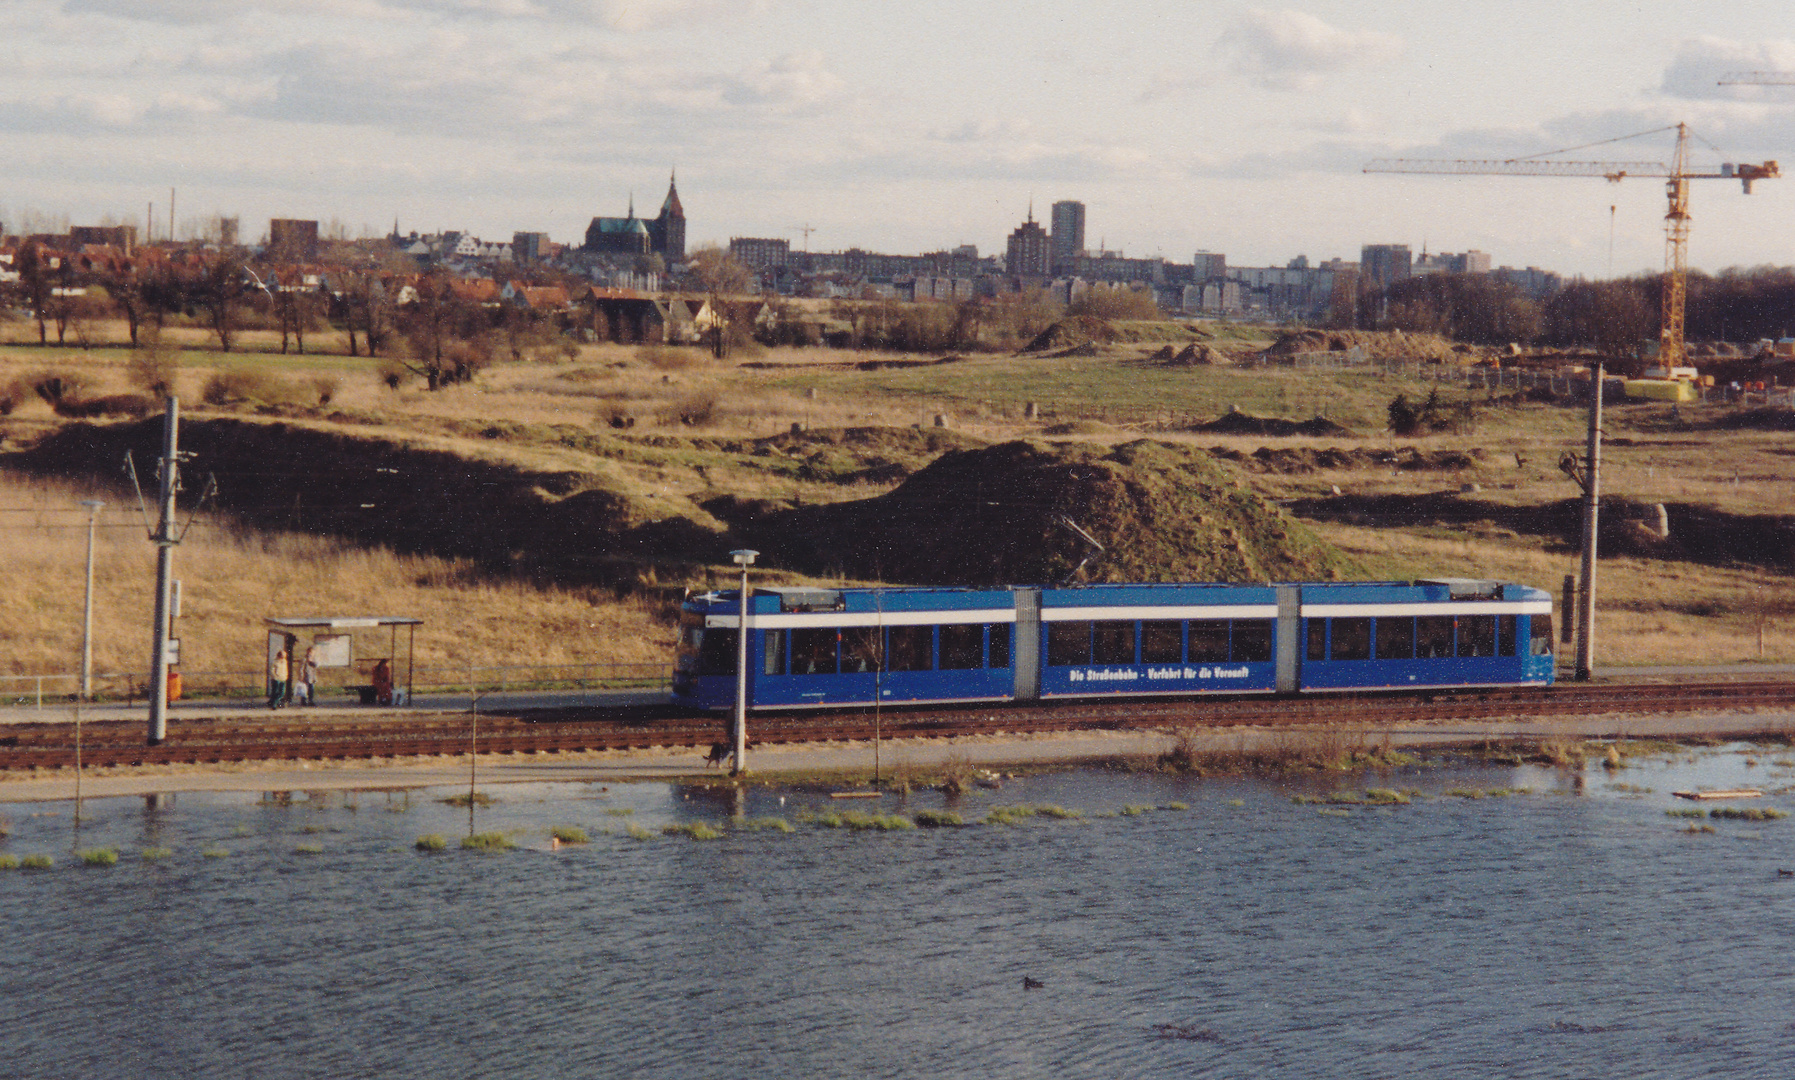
[2,246,576,390]
[1340,265,1795,354]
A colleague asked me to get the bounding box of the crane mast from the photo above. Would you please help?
[1365,123,1777,368]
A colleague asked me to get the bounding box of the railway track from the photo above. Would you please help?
[3,681,1792,772]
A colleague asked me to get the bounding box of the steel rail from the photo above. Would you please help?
[4,681,1793,772]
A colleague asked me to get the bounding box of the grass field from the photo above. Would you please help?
[3,318,1791,674]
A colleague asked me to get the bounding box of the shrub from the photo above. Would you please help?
[641,345,705,371]
[126,345,181,397]
[202,367,306,407]
[657,391,718,427]
[415,834,448,851]
[309,374,340,406]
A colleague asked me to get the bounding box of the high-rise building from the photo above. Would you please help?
[1359,244,1412,292]
[730,237,790,270]
[1050,200,1085,272]
[1007,206,1051,277]
[1192,251,1226,280]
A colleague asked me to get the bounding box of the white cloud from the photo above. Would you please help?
[63,0,768,29]
[1215,7,1403,91]
[1662,36,1795,101]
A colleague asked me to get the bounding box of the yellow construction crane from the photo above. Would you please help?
[1364,123,1777,367]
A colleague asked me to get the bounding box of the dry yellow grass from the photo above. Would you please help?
[0,472,674,690]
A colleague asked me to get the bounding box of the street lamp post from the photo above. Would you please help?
[79,500,104,701]
[730,549,758,776]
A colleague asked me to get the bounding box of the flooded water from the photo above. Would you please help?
[4,745,1795,1079]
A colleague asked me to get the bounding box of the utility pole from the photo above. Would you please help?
[1566,364,1604,681]
[730,549,758,776]
[147,398,179,745]
[80,500,104,700]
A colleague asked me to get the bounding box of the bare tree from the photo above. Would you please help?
[200,254,250,352]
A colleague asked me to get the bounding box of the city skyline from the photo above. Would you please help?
[4,3,1795,279]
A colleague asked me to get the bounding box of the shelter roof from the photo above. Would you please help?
[264,616,423,629]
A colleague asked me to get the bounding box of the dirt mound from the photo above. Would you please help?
[1263,329,1471,364]
[1166,343,1232,366]
[1022,316,1118,353]
[742,440,1354,586]
[3,416,728,582]
[1194,412,1354,437]
[1701,407,1795,433]
[1206,446,1488,474]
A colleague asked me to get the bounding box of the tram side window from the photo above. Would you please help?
[1142,621,1183,664]
[1331,617,1372,660]
[989,624,1011,668]
[1306,620,1327,662]
[1047,621,1091,666]
[1189,620,1230,663]
[1375,617,1414,660]
[1416,616,1455,659]
[1458,616,1496,657]
[1498,615,1519,657]
[940,624,983,669]
[888,625,934,671]
[1093,621,1137,665]
[698,628,739,676]
[791,628,839,675]
[1529,615,1554,656]
[842,627,880,673]
[1233,620,1274,663]
[762,629,786,675]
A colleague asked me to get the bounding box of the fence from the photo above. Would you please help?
[0,662,671,709]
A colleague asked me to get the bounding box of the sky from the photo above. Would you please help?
[5,1,1795,279]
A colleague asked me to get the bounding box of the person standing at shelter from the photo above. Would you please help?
[296,644,321,706]
[372,658,394,707]
[268,647,290,709]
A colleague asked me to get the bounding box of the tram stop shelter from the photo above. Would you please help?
[263,616,422,706]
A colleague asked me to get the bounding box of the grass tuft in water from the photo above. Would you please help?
[414,834,448,852]
[1317,808,1353,817]
[460,832,516,851]
[1120,804,1154,816]
[22,854,54,870]
[0,854,17,870]
[140,847,174,861]
[1682,824,1718,834]
[663,822,724,840]
[441,792,496,808]
[604,807,635,817]
[625,823,655,841]
[741,817,795,833]
[1666,807,1707,819]
[79,848,119,866]
[201,847,228,859]
[550,825,590,844]
[912,809,965,828]
[294,843,324,855]
[1709,806,1789,821]
[1161,802,1190,811]
[1225,798,1245,807]
[985,805,1038,826]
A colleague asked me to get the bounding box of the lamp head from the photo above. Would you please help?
[730,549,759,567]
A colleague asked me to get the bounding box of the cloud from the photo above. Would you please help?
[62,0,767,29]
[1215,7,1403,91]
[1662,36,1795,101]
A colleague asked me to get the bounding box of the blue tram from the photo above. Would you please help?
[671,579,1556,711]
